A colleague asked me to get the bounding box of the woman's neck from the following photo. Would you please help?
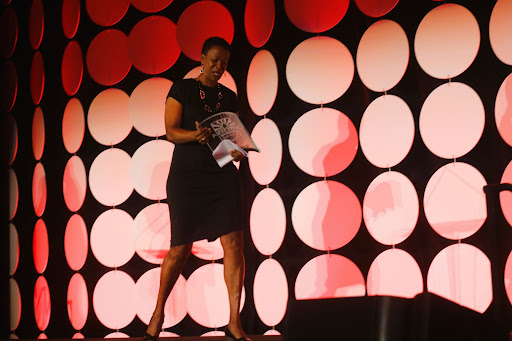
[197,74,217,88]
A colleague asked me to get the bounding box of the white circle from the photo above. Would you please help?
[495,73,512,147]
[490,0,512,66]
[63,155,87,212]
[253,259,288,326]
[247,50,278,116]
[133,203,170,264]
[249,118,282,185]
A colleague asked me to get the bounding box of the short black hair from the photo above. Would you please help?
[201,36,231,56]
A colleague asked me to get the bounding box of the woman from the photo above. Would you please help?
[144,37,252,341]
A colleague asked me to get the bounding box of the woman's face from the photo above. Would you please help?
[201,45,230,84]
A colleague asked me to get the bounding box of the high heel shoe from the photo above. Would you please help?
[224,327,253,341]
[143,332,158,341]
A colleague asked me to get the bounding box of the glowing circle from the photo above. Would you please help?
[505,251,512,306]
[191,239,223,261]
[86,0,130,26]
[33,219,49,274]
[129,77,173,137]
[247,50,278,116]
[131,0,173,13]
[186,263,246,328]
[424,162,487,240]
[364,171,419,245]
[135,268,187,328]
[250,188,286,256]
[64,214,88,271]
[500,160,512,227]
[357,20,409,92]
[86,29,131,86]
[367,249,423,298]
[295,254,365,300]
[427,243,492,313]
[62,0,80,39]
[62,41,83,96]
[184,67,237,94]
[64,156,87,212]
[249,119,282,185]
[0,61,18,112]
[32,163,47,217]
[490,0,512,66]
[34,276,51,331]
[38,334,47,339]
[91,209,135,267]
[133,203,170,264]
[496,73,512,147]
[32,107,45,161]
[0,7,18,58]
[128,16,180,75]
[88,88,132,146]
[31,52,45,105]
[63,98,85,154]
[254,259,288,326]
[284,0,349,33]
[415,4,480,79]
[29,0,44,50]
[3,114,18,166]
[105,332,129,338]
[420,82,484,159]
[93,270,136,329]
[73,333,84,339]
[245,0,275,48]
[289,107,358,177]
[176,1,234,61]
[9,223,19,276]
[292,180,361,251]
[355,0,399,18]
[264,330,281,336]
[287,36,354,104]
[10,278,21,331]
[67,273,88,331]
[8,169,18,220]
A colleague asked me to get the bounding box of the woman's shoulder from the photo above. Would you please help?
[219,83,237,98]
[172,77,197,89]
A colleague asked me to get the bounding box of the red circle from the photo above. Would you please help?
[128,16,180,75]
[355,0,399,18]
[0,60,18,112]
[31,52,45,105]
[3,113,18,166]
[130,0,173,13]
[29,0,44,50]
[86,29,131,86]
[0,7,18,58]
[176,1,234,61]
[34,276,51,331]
[62,0,81,39]
[86,0,130,27]
[284,0,349,33]
[245,0,275,48]
[62,41,83,96]
[33,219,49,274]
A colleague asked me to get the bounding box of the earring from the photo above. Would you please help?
[200,66,203,74]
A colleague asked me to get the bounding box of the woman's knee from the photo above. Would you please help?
[221,231,244,254]
[167,243,192,263]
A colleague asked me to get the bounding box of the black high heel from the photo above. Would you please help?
[143,332,158,341]
[224,327,254,341]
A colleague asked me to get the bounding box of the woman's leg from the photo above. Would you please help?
[146,243,192,337]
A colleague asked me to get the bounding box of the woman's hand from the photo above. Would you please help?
[195,121,212,145]
[230,149,245,162]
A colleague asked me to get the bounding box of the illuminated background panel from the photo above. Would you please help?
[253,259,288,327]
[62,98,85,154]
[63,155,87,212]
[29,0,44,50]
[505,251,512,306]
[191,239,223,261]
[247,50,278,116]
[33,219,49,274]
[424,162,487,240]
[264,330,281,336]
[30,52,44,105]
[295,254,365,300]
[130,0,173,13]
[64,214,88,271]
[249,118,282,185]
[427,243,492,313]
[105,332,129,338]
[9,223,19,276]
[72,332,84,339]
[0,61,18,112]
[500,160,512,227]
[62,0,80,39]
[184,67,237,95]
[34,276,51,331]
[85,0,129,27]
[284,0,349,33]
[495,73,512,147]
[133,203,170,264]
[67,273,88,331]
[10,278,21,331]
[32,163,47,217]
[415,4,480,79]
[32,107,45,161]
[489,0,512,66]
[8,169,18,220]
[245,0,274,48]
[286,36,354,105]
[0,7,18,58]
[420,82,485,159]
[61,41,83,96]
[354,0,399,18]
[292,181,361,251]
[3,113,18,166]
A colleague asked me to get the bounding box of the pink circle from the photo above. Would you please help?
[191,239,224,261]
[3,113,18,166]
[62,41,83,96]
[292,180,361,251]
[9,223,19,276]
[105,332,129,338]
[29,0,44,50]
[32,163,47,217]
[253,259,288,326]
[131,0,173,13]
[490,0,512,66]
[186,263,245,328]
[128,16,180,75]
[34,276,51,331]
[32,107,45,161]
[73,332,85,339]
[289,108,358,177]
[500,160,512,227]
[0,60,18,112]
[427,243,492,313]
[264,330,281,336]
[63,156,87,212]
[295,254,365,300]
[62,0,80,39]
[184,67,237,94]
[355,0,399,18]
[67,273,88,330]
[415,4,480,79]
[0,7,18,58]
[133,203,170,264]
[363,171,419,246]
[424,162,487,240]
[38,334,47,339]
[86,0,130,26]
[247,50,278,116]
[64,214,88,271]
[135,268,187,328]
[8,169,18,220]
[249,119,282,185]
[284,0,349,33]
[33,219,49,274]
[245,0,275,48]
[88,89,131,146]
[250,188,286,256]
[176,1,234,61]
[10,278,21,331]
[63,98,85,154]
[420,82,484,159]
[129,78,173,137]
[367,248,423,298]
[496,73,512,147]
[504,251,512,306]
[86,29,131,86]
[91,209,135,267]
[287,37,354,104]
[31,52,45,105]
[93,270,136,329]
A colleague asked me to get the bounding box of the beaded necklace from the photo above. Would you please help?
[197,79,223,114]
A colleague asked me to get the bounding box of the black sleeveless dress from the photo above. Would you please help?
[166,78,243,247]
